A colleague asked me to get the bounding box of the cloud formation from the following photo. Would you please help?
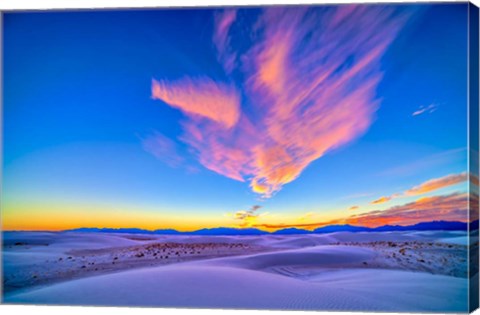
[152,77,240,128]
[412,103,438,116]
[405,172,467,196]
[213,10,238,73]
[349,206,359,211]
[349,193,468,227]
[151,6,410,198]
[231,205,267,227]
[371,196,393,205]
[369,172,467,205]
[142,132,184,167]
[255,192,468,230]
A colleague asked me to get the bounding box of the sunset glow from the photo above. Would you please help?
[2,4,472,232]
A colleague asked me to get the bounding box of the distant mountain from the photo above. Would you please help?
[186,228,268,235]
[68,228,156,234]
[153,229,182,235]
[372,221,468,232]
[313,221,471,234]
[66,220,476,235]
[273,228,312,235]
[313,224,371,233]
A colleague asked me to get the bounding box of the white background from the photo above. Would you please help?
[1,0,479,315]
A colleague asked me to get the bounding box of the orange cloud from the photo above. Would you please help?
[231,205,266,227]
[368,172,468,205]
[405,172,467,195]
[255,192,469,230]
[371,196,392,205]
[151,78,240,128]
[250,178,270,196]
[349,193,468,227]
[255,220,342,230]
[349,206,359,211]
[151,6,410,198]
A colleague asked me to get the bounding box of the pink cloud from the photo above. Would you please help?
[151,6,410,198]
[368,172,468,205]
[151,77,240,128]
[349,193,468,227]
[213,9,237,73]
[405,172,467,195]
[371,196,393,205]
[255,192,469,230]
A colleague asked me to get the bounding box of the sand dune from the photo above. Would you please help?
[199,245,375,270]
[2,231,470,311]
[5,260,467,312]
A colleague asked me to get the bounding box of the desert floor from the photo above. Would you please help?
[2,230,475,311]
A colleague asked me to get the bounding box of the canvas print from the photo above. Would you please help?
[1,1,479,312]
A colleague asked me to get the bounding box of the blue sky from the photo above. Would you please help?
[2,4,471,230]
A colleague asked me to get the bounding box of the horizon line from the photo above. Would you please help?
[3,219,476,234]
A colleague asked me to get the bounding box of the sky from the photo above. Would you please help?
[1,3,473,231]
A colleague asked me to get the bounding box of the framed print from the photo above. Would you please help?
[1,1,479,312]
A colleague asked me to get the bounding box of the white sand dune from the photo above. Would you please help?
[2,231,469,312]
[196,245,375,270]
[258,234,338,248]
[5,263,467,312]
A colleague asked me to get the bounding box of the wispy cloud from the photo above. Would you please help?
[349,193,468,227]
[213,9,237,73]
[255,192,468,230]
[141,132,184,167]
[412,103,438,116]
[230,205,268,227]
[405,172,467,196]
[151,77,240,128]
[371,196,393,205]
[151,6,411,198]
[349,206,359,211]
[369,172,467,205]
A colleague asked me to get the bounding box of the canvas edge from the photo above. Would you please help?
[468,1,480,313]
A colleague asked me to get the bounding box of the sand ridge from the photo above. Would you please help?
[2,231,471,311]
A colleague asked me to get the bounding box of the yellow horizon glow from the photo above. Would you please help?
[2,191,468,232]
[1,202,234,232]
[1,201,343,232]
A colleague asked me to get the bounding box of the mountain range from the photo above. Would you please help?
[67,220,478,235]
